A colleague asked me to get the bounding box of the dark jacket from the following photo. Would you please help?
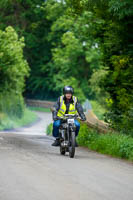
[52,96,86,121]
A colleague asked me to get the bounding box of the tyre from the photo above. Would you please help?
[69,132,75,158]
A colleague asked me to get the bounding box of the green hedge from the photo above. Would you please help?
[77,123,133,161]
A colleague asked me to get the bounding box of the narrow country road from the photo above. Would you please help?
[0,111,133,200]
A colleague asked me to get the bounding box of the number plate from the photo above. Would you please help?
[67,119,74,124]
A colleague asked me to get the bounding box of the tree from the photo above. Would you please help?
[0,26,29,117]
[0,0,57,100]
[66,0,133,134]
[46,2,102,102]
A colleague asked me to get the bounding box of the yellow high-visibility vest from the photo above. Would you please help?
[57,95,78,117]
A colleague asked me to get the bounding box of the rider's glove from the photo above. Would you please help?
[52,111,59,121]
[53,115,60,121]
[80,114,86,121]
[53,116,58,121]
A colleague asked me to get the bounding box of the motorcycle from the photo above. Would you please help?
[59,114,79,158]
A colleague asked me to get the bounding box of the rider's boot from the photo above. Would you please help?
[52,138,60,146]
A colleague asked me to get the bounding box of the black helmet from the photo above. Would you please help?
[63,86,74,95]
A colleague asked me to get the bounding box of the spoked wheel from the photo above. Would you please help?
[69,132,75,158]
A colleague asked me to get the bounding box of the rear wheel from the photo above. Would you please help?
[69,132,75,158]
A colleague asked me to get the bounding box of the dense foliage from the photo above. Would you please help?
[0,0,102,101]
[0,0,133,134]
[0,26,29,118]
[0,0,56,100]
[66,0,133,134]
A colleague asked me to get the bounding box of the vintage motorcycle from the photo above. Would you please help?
[59,114,79,158]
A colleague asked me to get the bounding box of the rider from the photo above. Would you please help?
[51,86,86,146]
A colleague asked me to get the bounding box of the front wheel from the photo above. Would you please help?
[69,132,75,158]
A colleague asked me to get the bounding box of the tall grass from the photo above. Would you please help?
[77,123,133,161]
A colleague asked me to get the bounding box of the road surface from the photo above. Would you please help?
[0,111,133,200]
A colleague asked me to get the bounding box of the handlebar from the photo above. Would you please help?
[64,114,78,117]
[58,114,80,120]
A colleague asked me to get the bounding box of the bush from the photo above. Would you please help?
[105,108,133,136]
[0,26,29,94]
[0,26,29,121]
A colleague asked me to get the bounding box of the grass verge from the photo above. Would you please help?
[77,122,133,161]
[0,108,37,130]
[28,106,51,112]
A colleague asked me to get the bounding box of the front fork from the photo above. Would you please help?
[67,124,76,146]
[60,129,68,148]
[60,124,76,147]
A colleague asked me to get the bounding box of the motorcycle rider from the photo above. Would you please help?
[51,86,86,146]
